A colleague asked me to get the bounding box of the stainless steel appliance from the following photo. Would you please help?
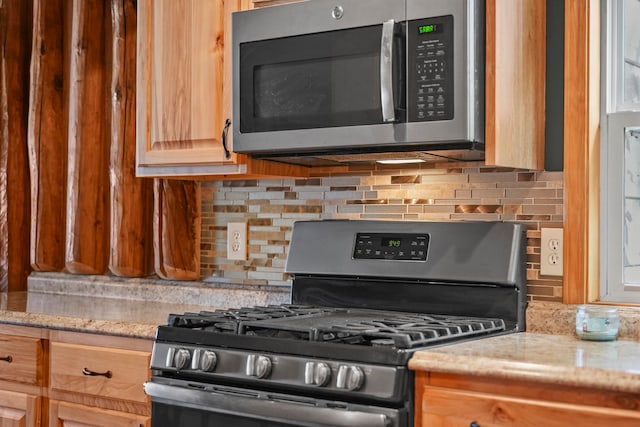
[145,220,526,426]
[232,0,486,166]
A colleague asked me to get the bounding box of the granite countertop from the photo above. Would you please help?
[4,273,640,395]
[0,273,291,339]
[409,332,640,394]
[0,291,214,339]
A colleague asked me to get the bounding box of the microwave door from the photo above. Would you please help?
[232,0,407,154]
[238,24,403,134]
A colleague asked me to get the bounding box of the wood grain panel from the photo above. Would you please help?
[151,0,223,148]
[49,342,150,404]
[153,179,200,280]
[28,0,67,273]
[0,0,32,292]
[109,0,153,277]
[49,400,149,427]
[0,389,40,427]
[485,0,546,170]
[563,0,600,303]
[0,335,44,386]
[65,0,110,275]
[420,386,640,427]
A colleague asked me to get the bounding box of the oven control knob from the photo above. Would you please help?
[305,362,331,386]
[174,349,191,371]
[191,349,218,372]
[246,354,272,379]
[200,351,218,372]
[336,365,365,391]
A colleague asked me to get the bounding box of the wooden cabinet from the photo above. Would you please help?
[415,371,640,427]
[0,334,46,385]
[0,326,46,427]
[0,325,153,427]
[0,390,41,427]
[49,400,149,427]
[136,0,308,178]
[137,0,545,176]
[49,342,150,405]
[47,331,152,427]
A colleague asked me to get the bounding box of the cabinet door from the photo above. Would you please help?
[0,390,40,427]
[0,335,44,385]
[136,0,237,175]
[420,386,640,427]
[49,400,149,427]
[49,342,150,404]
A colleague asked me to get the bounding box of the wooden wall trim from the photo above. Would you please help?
[563,0,600,304]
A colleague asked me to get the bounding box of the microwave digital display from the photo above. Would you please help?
[418,24,442,35]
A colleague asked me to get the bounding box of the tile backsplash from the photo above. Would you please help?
[201,166,564,302]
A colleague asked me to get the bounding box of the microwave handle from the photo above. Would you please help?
[380,19,396,123]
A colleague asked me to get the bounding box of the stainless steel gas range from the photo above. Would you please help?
[144,220,527,427]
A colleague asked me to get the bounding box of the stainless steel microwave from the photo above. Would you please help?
[232,0,485,166]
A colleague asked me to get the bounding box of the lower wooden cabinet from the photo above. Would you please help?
[47,331,152,426]
[415,371,640,427]
[49,400,149,427]
[0,326,46,427]
[0,389,41,427]
[0,325,152,427]
[49,342,150,405]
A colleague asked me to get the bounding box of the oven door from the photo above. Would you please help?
[145,379,405,427]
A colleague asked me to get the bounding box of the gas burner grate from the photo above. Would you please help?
[236,310,507,349]
[325,315,506,348]
[166,305,341,333]
[165,305,507,350]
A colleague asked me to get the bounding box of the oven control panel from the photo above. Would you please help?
[153,343,402,401]
[353,233,429,261]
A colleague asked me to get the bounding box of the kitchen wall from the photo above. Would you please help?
[201,165,564,303]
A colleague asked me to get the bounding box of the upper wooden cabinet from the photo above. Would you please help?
[137,0,546,176]
[485,0,546,170]
[136,0,308,178]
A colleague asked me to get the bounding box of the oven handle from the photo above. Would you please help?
[144,382,394,427]
[380,19,396,123]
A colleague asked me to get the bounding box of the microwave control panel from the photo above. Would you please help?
[407,15,454,122]
[353,233,429,261]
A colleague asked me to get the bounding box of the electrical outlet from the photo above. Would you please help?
[227,222,247,261]
[540,227,563,276]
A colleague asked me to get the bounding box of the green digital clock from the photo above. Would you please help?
[382,238,402,248]
[418,23,442,35]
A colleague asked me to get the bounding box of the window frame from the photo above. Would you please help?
[563,0,601,304]
[599,0,640,303]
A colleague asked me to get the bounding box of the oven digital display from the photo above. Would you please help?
[354,233,429,261]
[382,238,402,248]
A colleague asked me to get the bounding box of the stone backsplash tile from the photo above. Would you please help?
[202,166,564,301]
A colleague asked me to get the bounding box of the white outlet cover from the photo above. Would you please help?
[540,227,563,276]
[227,222,247,261]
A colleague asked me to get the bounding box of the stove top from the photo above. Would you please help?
[148,221,528,411]
[167,305,506,350]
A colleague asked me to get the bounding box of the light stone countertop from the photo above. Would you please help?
[0,291,219,339]
[5,273,640,395]
[0,273,291,339]
[409,332,640,394]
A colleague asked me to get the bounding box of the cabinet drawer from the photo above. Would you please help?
[50,400,150,427]
[0,334,44,385]
[50,342,150,403]
[421,386,640,427]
